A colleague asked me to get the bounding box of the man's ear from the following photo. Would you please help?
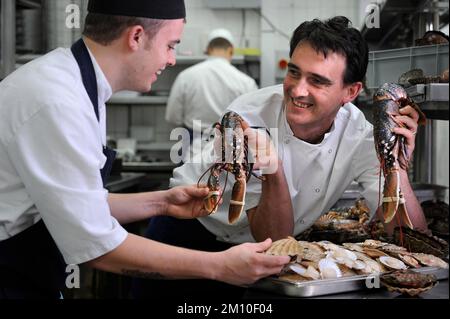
[342,82,363,105]
[126,25,146,51]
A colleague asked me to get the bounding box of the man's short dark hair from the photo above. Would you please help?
[207,37,233,51]
[83,13,167,45]
[289,16,368,84]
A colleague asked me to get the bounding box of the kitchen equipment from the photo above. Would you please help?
[130,126,155,143]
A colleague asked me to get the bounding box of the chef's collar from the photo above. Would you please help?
[83,39,112,104]
[282,103,336,146]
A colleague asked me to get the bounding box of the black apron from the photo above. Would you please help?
[0,39,116,299]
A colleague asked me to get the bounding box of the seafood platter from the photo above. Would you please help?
[252,236,448,297]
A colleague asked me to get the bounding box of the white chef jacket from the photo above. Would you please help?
[170,84,383,244]
[165,56,258,131]
[0,45,128,264]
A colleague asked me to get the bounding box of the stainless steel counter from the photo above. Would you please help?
[245,279,449,299]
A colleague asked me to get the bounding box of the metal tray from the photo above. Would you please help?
[252,267,449,298]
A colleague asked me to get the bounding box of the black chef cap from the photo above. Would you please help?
[88,0,186,20]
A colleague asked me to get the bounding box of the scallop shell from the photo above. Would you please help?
[288,263,307,276]
[342,243,364,252]
[363,248,389,258]
[352,260,367,270]
[318,258,342,279]
[288,263,320,280]
[380,244,407,253]
[411,253,449,269]
[378,256,408,270]
[337,264,357,277]
[297,241,325,262]
[327,248,358,268]
[266,237,303,256]
[397,254,421,268]
[316,241,341,252]
[360,239,387,248]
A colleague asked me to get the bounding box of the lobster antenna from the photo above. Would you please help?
[197,164,215,187]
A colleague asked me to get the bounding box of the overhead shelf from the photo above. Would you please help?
[17,0,41,9]
[361,0,449,50]
[407,83,449,120]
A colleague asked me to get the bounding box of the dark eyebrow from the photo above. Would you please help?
[287,62,333,85]
[287,63,299,70]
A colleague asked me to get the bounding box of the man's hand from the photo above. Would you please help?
[245,128,280,175]
[392,105,422,166]
[165,185,219,219]
[213,238,290,286]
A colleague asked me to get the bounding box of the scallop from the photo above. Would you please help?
[342,243,364,252]
[352,260,367,270]
[319,258,342,279]
[397,254,421,268]
[289,263,320,280]
[288,263,306,276]
[327,248,358,268]
[411,253,449,269]
[378,256,407,270]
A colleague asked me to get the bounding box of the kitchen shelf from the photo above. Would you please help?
[366,44,449,89]
[406,83,449,120]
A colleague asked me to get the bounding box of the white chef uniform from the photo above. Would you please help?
[0,46,127,265]
[170,84,383,244]
[165,56,258,131]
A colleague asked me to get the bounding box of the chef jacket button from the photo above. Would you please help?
[284,138,290,144]
[300,219,305,224]
[315,188,321,193]
[328,149,333,154]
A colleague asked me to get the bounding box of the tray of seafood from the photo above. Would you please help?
[253,237,449,298]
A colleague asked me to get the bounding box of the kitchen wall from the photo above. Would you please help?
[107,0,363,150]
[39,0,449,200]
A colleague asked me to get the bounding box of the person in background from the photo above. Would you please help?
[135,16,428,298]
[0,0,289,299]
[165,28,258,144]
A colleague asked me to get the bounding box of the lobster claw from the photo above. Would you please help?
[229,174,246,224]
[204,190,220,215]
[382,168,413,229]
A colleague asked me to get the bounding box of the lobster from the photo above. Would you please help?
[372,83,426,229]
[198,111,257,224]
